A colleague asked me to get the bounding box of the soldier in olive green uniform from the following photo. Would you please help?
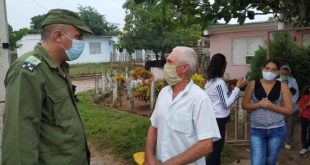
[1,9,93,165]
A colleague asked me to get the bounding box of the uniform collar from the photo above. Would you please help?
[34,44,59,69]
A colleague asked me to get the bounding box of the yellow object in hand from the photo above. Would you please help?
[133,152,145,165]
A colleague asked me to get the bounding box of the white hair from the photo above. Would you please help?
[173,46,197,74]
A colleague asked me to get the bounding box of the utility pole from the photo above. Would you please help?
[0,0,10,102]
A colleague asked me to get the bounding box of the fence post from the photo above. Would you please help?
[127,79,135,112]
[226,93,249,145]
[150,81,155,113]
[112,77,118,107]
[95,76,99,96]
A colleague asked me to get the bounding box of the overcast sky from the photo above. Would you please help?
[6,0,271,31]
[6,0,127,30]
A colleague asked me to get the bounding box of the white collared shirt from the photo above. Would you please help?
[150,81,221,165]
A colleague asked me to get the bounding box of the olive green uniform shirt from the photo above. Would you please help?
[1,45,90,165]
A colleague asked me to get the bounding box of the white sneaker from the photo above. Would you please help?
[299,148,308,155]
[284,144,291,150]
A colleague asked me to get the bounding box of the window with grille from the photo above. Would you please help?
[303,34,310,46]
[89,42,101,54]
[232,37,264,65]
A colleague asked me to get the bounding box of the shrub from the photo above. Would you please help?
[116,73,126,85]
[133,81,165,102]
[131,67,152,80]
[248,47,266,80]
[191,73,206,88]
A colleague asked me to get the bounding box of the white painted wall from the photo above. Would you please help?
[17,34,41,57]
[17,34,118,64]
[69,36,114,64]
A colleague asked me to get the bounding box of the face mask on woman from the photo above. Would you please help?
[262,70,278,81]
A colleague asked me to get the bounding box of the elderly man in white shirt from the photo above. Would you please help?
[144,46,221,165]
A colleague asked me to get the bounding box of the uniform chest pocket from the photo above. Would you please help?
[168,116,192,134]
[48,88,75,123]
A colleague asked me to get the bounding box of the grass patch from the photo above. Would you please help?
[69,62,143,77]
[78,91,237,164]
[78,91,149,163]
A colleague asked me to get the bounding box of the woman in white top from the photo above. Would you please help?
[205,53,246,165]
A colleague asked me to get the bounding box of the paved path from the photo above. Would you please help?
[72,78,96,94]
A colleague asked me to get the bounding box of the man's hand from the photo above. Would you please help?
[144,154,161,165]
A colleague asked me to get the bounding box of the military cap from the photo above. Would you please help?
[42,9,93,33]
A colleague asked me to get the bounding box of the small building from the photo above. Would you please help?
[17,34,119,64]
[16,34,154,64]
[205,21,310,79]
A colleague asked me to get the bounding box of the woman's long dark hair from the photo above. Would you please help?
[207,53,227,81]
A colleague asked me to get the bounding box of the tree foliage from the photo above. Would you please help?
[248,47,266,80]
[28,6,121,36]
[78,6,121,36]
[121,0,201,59]
[249,32,310,90]
[8,25,29,51]
[134,0,310,28]
[30,14,47,31]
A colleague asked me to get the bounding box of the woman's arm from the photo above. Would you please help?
[241,80,261,110]
[216,79,246,110]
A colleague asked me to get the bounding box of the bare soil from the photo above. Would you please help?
[89,142,129,165]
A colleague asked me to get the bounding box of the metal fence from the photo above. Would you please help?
[226,92,250,145]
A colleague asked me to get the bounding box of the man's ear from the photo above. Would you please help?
[53,30,63,43]
[183,64,190,74]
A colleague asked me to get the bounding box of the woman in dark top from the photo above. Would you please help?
[242,59,292,165]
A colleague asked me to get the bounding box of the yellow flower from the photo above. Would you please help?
[192,73,205,88]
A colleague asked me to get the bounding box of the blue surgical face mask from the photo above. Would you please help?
[61,32,85,61]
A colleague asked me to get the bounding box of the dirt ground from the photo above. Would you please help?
[72,77,96,94]
[89,142,129,165]
[224,117,310,165]
[73,77,310,165]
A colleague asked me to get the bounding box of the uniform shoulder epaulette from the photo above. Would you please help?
[22,55,42,72]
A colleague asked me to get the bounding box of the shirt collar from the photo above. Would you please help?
[34,44,59,69]
[167,80,194,96]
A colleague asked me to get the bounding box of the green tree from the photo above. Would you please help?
[248,47,266,80]
[30,14,47,31]
[78,5,121,36]
[135,0,310,27]
[121,0,201,61]
[8,25,29,51]
[249,32,310,90]
[28,6,121,36]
